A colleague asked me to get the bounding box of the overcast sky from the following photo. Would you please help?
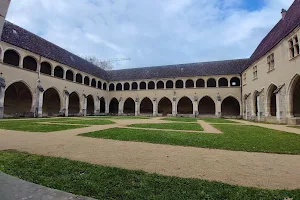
[6,0,294,69]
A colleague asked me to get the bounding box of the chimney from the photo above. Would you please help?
[281,9,287,19]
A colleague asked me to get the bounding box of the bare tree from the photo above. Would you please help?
[83,56,114,70]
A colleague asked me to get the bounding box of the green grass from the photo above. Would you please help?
[288,126,300,129]
[162,117,198,122]
[88,116,150,119]
[0,119,85,132]
[200,118,238,124]
[162,117,238,123]
[0,150,298,200]
[49,119,115,125]
[80,125,300,154]
[129,123,203,131]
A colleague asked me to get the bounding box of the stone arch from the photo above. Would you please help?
[176,80,184,88]
[266,84,278,117]
[166,80,174,89]
[140,97,153,114]
[43,87,61,116]
[157,81,164,89]
[4,81,33,116]
[253,91,259,116]
[23,56,37,72]
[198,96,215,115]
[288,74,300,117]
[158,97,172,116]
[186,79,194,88]
[124,98,135,114]
[177,96,193,114]
[116,83,122,91]
[230,77,241,87]
[132,82,138,90]
[91,79,96,88]
[86,95,94,115]
[69,92,80,115]
[196,79,205,88]
[99,97,105,113]
[40,61,52,75]
[76,73,83,83]
[207,78,216,87]
[148,81,155,90]
[109,83,115,91]
[109,98,119,114]
[218,77,228,87]
[124,82,130,90]
[3,49,20,67]
[54,66,64,78]
[66,70,74,81]
[84,76,90,86]
[98,81,102,89]
[140,82,146,90]
[221,96,241,116]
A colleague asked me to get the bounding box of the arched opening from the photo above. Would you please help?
[84,76,90,86]
[132,82,138,90]
[230,77,241,87]
[177,97,193,114]
[218,78,228,87]
[103,83,107,90]
[196,79,205,88]
[4,81,32,116]
[221,96,240,116]
[66,70,74,81]
[116,83,122,91]
[98,81,102,89]
[290,75,300,117]
[76,73,82,83]
[166,80,174,89]
[198,96,215,115]
[86,95,94,115]
[124,82,130,90]
[157,81,164,89]
[43,88,61,116]
[267,84,277,117]
[40,62,52,75]
[109,83,115,91]
[23,56,37,72]
[140,82,146,90]
[207,78,216,87]
[148,81,155,90]
[158,97,172,116]
[253,91,259,116]
[140,98,153,114]
[54,66,64,78]
[3,49,20,67]
[99,97,105,113]
[176,80,184,88]
[124,98,135,114]
[185,80,194,88]
[91,79,96,87]
[109,98,119,114]
[69,92,80,115]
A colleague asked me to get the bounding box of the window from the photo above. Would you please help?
[289,35,299,58]
[267,53,275,72]
[243,73,246,85]
[253,66,258,79]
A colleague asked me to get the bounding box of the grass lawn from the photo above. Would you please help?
[49,119,115,125]
[0,119,85,132]
[129,123,203,131]
[88,116,150,119]
[80,125,300,154]
[162,117,198,122]
[0,150,298,200]
[162,117,237,123]
[200,118,238,124]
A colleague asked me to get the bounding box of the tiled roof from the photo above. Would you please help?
[108,59,249,81]
[1,21,109,80]
[246,0,300,69]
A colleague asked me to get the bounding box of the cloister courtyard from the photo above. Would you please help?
[1,116,300,199]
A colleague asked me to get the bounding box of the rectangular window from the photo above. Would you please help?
[289,35,299,58]
[253,66,258,79]
[267,53,275,72]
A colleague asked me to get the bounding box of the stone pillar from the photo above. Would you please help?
[193,96,198,116]
[216,94,221,117]
[0,1,10,38]
[257,95,261,121]
[37,90,43,118]
[135,97,140,116]
[82,95,87,116]
[64,90,69,117]
[0,77,6,118]
[95,97,100,115]
[153,98,157,116]
[118,97,123,115]
[105,100,109,114]
[275,85,286,123]
[172,96,177,116]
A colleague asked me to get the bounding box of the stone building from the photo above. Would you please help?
[0,0,299,124]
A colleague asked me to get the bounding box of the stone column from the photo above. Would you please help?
[35,81,44,118]
[95,97,100,115]
[216,94,221,117]
[105,100,109,114]
[135,97,140,116]
[257,95,261,121]
[193,96,198,116]
[0,77,6,118]
[118,97,123,115]
[276,93,281,122]
[172,96,177,116]
[82,95,87,116]
[64,90,69,117]
[153,98,157,116]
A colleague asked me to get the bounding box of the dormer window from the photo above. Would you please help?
[253,66,258,79]
[267,53,275,72]
[289,35,299,58]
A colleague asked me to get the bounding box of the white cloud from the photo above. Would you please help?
[5,0,294,69]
